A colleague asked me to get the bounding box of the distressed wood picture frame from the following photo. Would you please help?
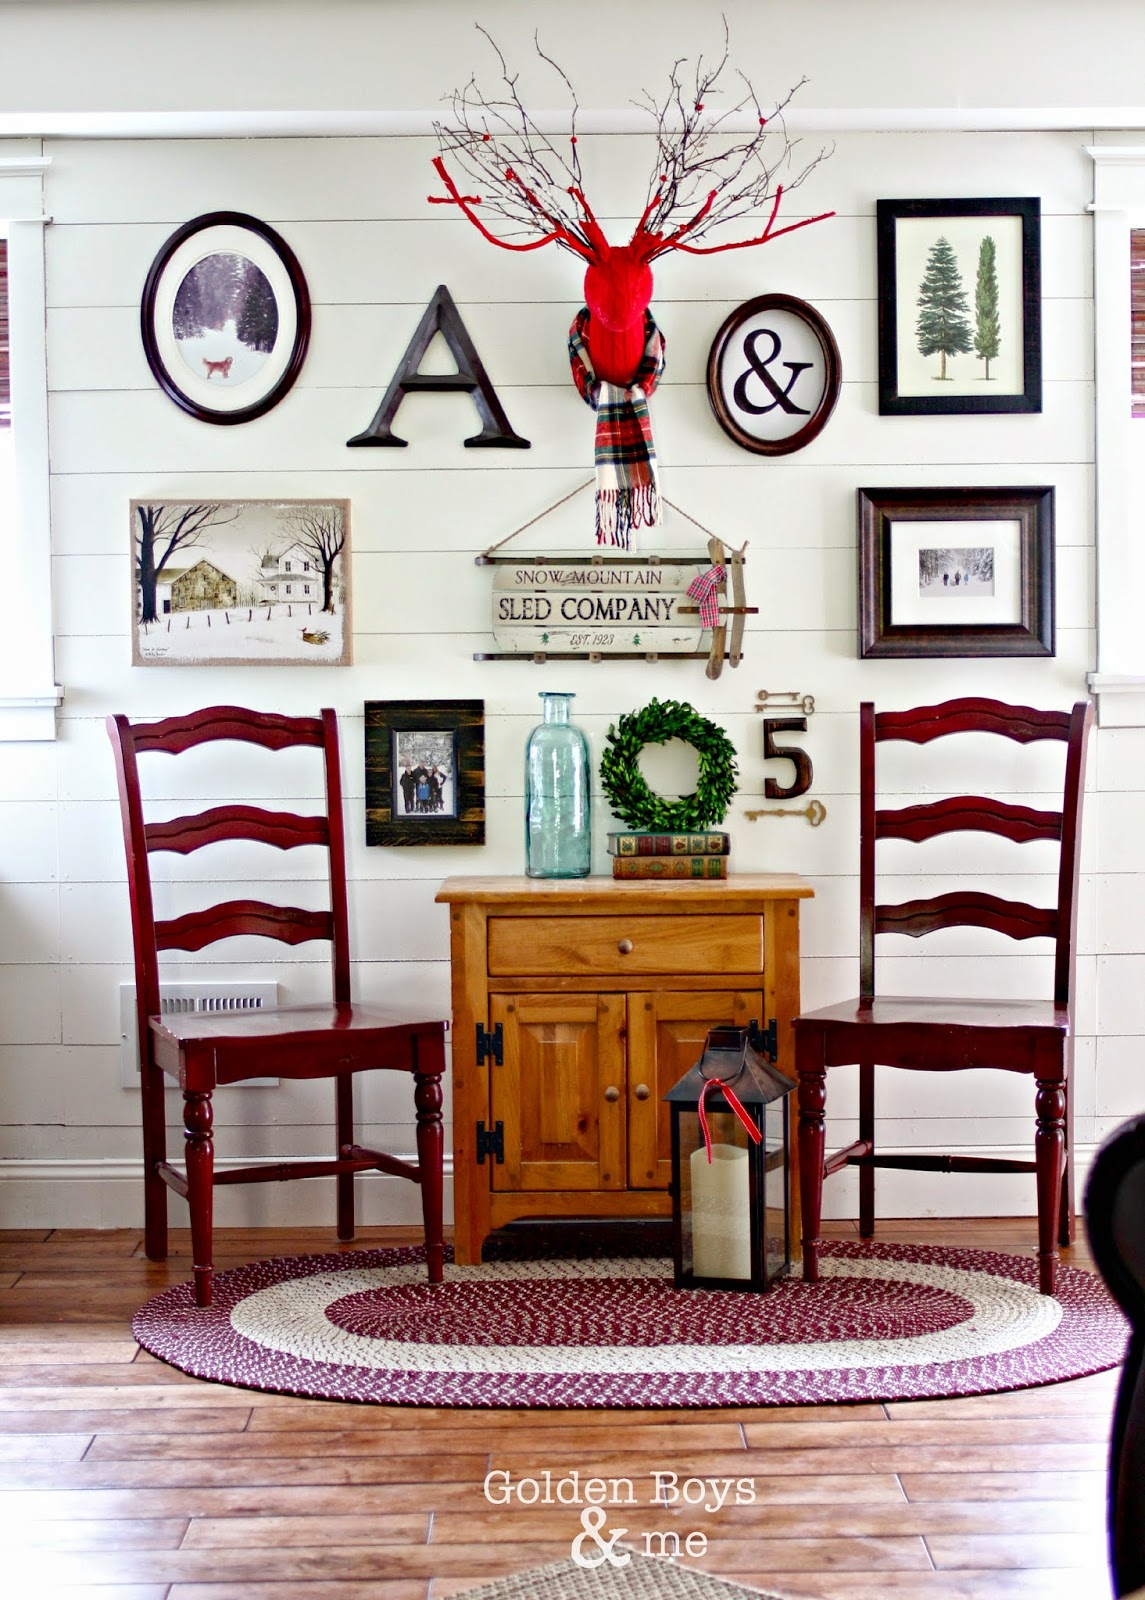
[857,485,1054,658]
[365,699,485,846]
[877,198,1041,415]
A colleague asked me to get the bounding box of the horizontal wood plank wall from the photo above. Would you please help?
[0,114,1120,1228]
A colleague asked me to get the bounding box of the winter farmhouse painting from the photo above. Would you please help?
[131,499,351,666]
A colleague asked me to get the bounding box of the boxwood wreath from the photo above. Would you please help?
[600,697,738,832]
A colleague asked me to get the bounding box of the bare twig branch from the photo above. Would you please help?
[430,21,833,265]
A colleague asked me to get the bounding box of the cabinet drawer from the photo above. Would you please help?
[487,914,764,977]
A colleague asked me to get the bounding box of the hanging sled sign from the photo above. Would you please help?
[490,561,705,657]
[474,484,756,675]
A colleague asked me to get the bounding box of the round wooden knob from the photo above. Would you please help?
[634,1083,651,1101]
[617,938,634,955]
[604,1086,620,1102]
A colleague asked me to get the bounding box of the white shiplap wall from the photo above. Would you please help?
[0,94,1126,1229]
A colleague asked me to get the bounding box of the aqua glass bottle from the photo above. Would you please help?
[524,691,591,878]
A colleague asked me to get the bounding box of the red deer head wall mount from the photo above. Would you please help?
[431,26,834,545]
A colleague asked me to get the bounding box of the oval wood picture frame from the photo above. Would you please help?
[706,292,841,456]
[141,211,311,426]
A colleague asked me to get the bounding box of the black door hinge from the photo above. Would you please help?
[476,1021,504,1066]
[476,1119,504,1164]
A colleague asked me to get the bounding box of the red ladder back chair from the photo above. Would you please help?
[794,696,1093,1295]
[107,705,447,1307]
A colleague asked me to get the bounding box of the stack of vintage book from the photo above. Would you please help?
[608,829,731,879]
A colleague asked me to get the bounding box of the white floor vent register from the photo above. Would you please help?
[119,982,280,1089]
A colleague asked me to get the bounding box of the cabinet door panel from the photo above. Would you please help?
[627,990,764,1189]
[490,993,625,1193]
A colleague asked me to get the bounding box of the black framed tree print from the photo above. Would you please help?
[877,198,1041,415]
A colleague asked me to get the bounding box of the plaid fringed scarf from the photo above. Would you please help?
[568,308,666,548]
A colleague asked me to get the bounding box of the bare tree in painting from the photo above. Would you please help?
[134,502,240,625]
[282,504,345,614]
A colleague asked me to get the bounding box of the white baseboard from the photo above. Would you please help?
[0,1145,1100,1231]
[0,1155,455,1230]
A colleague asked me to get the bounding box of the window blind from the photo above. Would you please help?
[1133,230,1145,418]
[0,239,9,427]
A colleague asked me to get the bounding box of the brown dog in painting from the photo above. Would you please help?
[202,357,233,380]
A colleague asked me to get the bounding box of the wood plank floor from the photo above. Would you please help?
[0,1220,1119,1600]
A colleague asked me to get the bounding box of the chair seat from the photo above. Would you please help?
[795,993,1070,1076]
[796,993,1070,1032]
[150,1004,446,1089]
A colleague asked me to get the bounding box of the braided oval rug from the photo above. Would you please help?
[131,1239,1127,1408]
[440,1550,783,1600]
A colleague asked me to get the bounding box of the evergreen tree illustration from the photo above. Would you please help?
[915,235,972,379]
[974,235,1001,380]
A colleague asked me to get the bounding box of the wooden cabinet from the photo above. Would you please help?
[435,874,813,1264]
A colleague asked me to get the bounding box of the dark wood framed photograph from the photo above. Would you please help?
[365,700,485,846]
[858,486,1054,658]
[706,292,841,455]
[877,198,1041,415]
[141,211,311,425]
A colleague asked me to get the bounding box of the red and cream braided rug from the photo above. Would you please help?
[132,1240,1126,1408]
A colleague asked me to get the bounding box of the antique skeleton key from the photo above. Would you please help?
[744,798,827,826]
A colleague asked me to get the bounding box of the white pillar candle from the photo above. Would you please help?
[690,1142,751,1280]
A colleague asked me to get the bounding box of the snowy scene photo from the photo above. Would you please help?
[918,545,995,598]
[392,730,458,819]
[171,251,279,390]
[141,214,310,424]
[131,499,351,666]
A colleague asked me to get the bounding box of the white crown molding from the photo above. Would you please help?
[1,107,1143,141]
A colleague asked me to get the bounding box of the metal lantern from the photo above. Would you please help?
[665,1021,794,1293]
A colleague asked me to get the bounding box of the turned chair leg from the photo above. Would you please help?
[797,1034,827,1282]
[1058,1060,1076,1248]
[183,1090,215,1308]
[858,1059,876,1238]
[335,1075,355,1242]
[414,1034,446,1287]
[1035,1076,1067,1295]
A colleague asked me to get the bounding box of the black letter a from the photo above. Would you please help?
[347,284,529,449]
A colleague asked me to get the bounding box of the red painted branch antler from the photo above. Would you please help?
[429,156,585,255]
[432,29,833,272]
[658,184,835,258]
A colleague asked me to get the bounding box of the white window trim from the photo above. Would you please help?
[1087,145,1145,726]
[0,154,61,741]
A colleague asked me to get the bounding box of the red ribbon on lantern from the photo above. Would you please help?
[697,1073,764,1163]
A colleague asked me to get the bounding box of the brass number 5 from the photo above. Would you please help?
[763,716,813,800]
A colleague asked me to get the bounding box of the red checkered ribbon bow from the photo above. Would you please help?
[687,564,726,630]
[697,1074,763,1163]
